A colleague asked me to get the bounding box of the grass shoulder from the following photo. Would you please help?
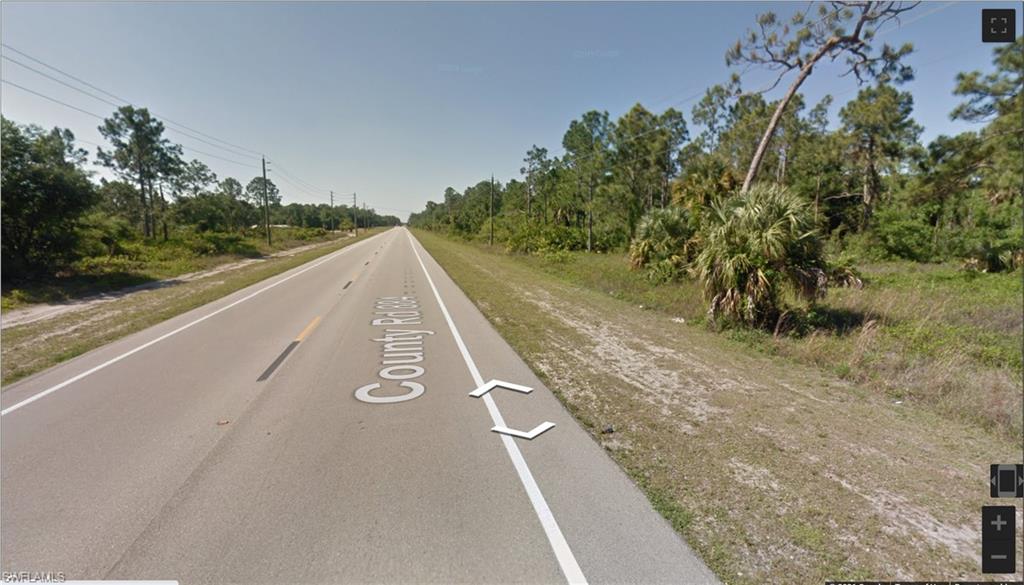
[413,228,1020,584]
[427,232,1022,438]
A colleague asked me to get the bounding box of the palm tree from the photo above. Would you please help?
[694,184,826,326]
[628,206,696,270]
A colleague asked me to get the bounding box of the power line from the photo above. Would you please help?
[2,78,104,119]
[3,54,260,161]
[3,55,122,109]
[180,146,257,168]
[372,205,416,214]
[3,44,129,105]
[263,159,338,202]
[2,43,264,158]
[3,78,256,168]
[263,163,368,210]
[874,1,956,37]
[4,76,368,210]
[266,158,331,194]
[74,137,104,149]
[166,127,257,161]
[264,158,375,212]
[269,169,330,201]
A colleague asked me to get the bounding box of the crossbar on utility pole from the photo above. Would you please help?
[262,157,271,246]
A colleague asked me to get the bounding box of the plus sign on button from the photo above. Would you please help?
[984,506,1015,540]
[982,505,1017,574]
[983,9,1016,43]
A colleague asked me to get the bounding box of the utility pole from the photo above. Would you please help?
[577,173,583,245]
[329,190,334,232]
[262,157,271,246]
[544,186,549,225]
[526,172,532,220]
[352,192,358,236]
[489,174,494,246]
[587,175,594,253]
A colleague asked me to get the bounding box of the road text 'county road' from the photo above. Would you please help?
[354,296,434,404]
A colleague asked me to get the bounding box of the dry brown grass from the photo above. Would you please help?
[773,262,1022,437]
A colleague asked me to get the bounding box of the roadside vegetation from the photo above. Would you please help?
[426,235,1022,438]
[408,6,1022,437]
[414,229,1020,584]
[409,9,1021,578]
[1,111,399,311]
[0,227,385,385]
[1,225,341,312]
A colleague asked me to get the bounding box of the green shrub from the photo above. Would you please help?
[115,240,148,261]
[504,223,586,254]
[545,226,586,250]
[1,118,99,279]
[837,230,887,263]
[952,198,1023,272]
[75,212,137,258]
[73,255,143,275]
[646,257,687,284]
[961,234,1024,273]
[503,223,545,253]
[873,207,934,262]
[281,227,327,241]
[537,247,573,264]
[591,222,630,252]
[628,207,697,274]
[825,252,864,289]
[694,184,827,327]
[175,231,252,256]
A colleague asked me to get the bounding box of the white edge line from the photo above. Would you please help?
[405,229,588,585]
[1,232,385,416]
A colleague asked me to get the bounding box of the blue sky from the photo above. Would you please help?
[2,1,1018,218]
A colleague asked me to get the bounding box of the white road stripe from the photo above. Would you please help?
[1,232,386,416]
[406,229,588,585]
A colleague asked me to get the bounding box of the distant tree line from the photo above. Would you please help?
[410,3,1021,327]
[1,105,399,281]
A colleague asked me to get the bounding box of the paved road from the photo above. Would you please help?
[1,227,717,584]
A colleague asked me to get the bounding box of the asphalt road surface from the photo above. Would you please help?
[1,227,718,584]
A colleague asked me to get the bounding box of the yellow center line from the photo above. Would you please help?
[294,316,322,342]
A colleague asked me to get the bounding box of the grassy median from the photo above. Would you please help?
[414,229,1021,584]
[1,228,385,385]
